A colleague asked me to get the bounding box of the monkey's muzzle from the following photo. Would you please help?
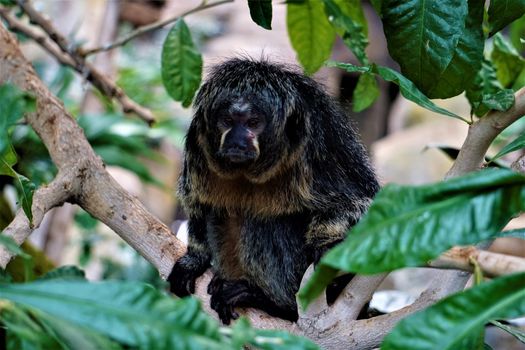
[220,149,258,164]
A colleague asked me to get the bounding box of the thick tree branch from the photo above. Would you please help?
[1,2,154,125]
[447,87,525,178]
[82,0,235,56]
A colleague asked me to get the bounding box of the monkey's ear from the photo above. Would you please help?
[284,105,309,147]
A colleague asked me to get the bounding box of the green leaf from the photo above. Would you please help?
[328,62,466,121]
[382,0,468,97]
[352,72,379,112]
[0,83,35,155]
[299,168,525,308]
[491,33,525,88]
[501,228,525,239]
[38,266,86,281]
[0,235,29,260]
[322,0,368,64]
[287,0,336,75]
[488,0,525,36]
[334,0,367,35]
[491,320,525,344]
[0,158,35,224]
[492,132,525,160]
[510,14,525,52]
[94,145,164,187]
[0,280,226,349]
[426,0,485,99]
[381,272,525,350]
[248,0,272,30]
[466,59,515,117]
[161,19,203,108]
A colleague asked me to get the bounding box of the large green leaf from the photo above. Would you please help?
[466,59,515,117]
[329,62,466,121]
[381,272,525,350]
[287,0,336,75]
[352,72,379,112]
[426,0,485,98]
[298,168,525,308]
[161,19,203,108]
[0,280,318,350]
[0,280,224,349]
[491,33,525,89]
[248,0,272,30]
[382,0,468,96]
[322,0,368,64]
[488,0,525,36]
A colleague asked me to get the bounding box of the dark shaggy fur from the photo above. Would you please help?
[168,58,379,324]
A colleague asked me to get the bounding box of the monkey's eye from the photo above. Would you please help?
[222,117,234,127]
[246,118,260,129]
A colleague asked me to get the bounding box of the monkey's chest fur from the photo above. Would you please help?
[195,172,312,307]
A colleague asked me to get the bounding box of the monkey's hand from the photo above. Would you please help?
[168,254,208,297]
[207,276,254,325]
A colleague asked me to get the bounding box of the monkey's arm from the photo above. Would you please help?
[305,199,370,263]
[168,209,211,297]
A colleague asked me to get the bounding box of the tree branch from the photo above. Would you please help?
[429,246,525,278]
[447,87,525,178]
[1,2,155,125]
[82,0,235,56]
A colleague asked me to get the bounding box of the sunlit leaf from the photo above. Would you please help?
[287,0,335,74]
[381,273,525,350]
[161,19,202,108]
[299,168,525,308]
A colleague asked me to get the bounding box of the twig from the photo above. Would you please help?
[429,246,525,278]
[5,2,155,125]
[82,0,234,56]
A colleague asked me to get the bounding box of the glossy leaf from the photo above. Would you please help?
[426,0,485,98]
[352,72,379,112]
[488,0,525,36]
[287,0,336,74]
[381,272,525,350]
[328,62,466,121]
[0,280,225,349]
[299,168,525,308]
[382,0,467,96]
[323,0,368,64]
[466,59,515,117]
[248,0,272,30]
[491,33,525,88]
[510,14,525,52]
[161,19,203,108]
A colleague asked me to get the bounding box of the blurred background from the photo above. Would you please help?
[1,1,524,348]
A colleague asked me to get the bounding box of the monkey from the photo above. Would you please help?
[168,58,379,324]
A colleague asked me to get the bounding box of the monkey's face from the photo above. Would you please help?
[215,100,266,166]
